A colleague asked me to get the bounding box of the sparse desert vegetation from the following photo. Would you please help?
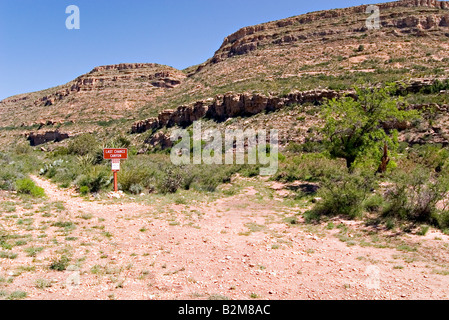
[1,0,449,301]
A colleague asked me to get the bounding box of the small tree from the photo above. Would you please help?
[321,84,420,171]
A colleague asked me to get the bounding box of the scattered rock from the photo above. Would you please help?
[107,191,125,199]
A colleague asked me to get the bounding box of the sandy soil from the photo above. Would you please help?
[1,176,448,300]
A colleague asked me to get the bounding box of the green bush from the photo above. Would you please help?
[0,152,42,191]
[181,164,240,192]
[15,178,45,198]
[49,146,69,157]
[363,194,385,213]
[405,144,449,173]
[14,142,32,154]
[306,170,375,220]
[68,134,98,156]
[286,141,326,154]
[157,167,183,194]
[75,166,112,193]
[117,162,156,193]
[320,84,420,170]
[275,153,346,183]
[49,255,70,271]
[79,186,89,196]
[419,79,449,94]
[0,169,20,191]
[40,158,80,188]
[129,184,143,195]
[435,211,449,230]
[383,167,449,224]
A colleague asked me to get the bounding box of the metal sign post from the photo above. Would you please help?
[103,149,128,192]
[111,159,120,192]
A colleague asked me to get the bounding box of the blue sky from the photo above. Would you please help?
[0,0,391,100]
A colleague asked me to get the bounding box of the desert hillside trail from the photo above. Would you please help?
[30,175,150,216]
[3,176,443,300]
[2,0,449,302]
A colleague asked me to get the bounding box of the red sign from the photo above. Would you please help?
[103,148,128,160]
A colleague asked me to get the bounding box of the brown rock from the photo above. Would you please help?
[131,118,160,134]
[27,130,70,146]
[146,132,173,149]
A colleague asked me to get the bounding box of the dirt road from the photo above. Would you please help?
[1,175,448,300]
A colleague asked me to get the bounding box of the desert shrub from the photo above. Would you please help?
[14,141,32,154]
[405,144,449,173]
[49,255,70,271]
[0,172,18,191]
[0,165,22,191]
[274,153,346,183]
[112,136,131,148]
[68,134,98,156]
[40,159,79,187]
[237,164,261,178]
[49,146,69,157]
[435,211,449,230]
[363,194,385,214]
[39,159,65,177]
[188,170,222,192]
[75,166,112,193]
[303,209,323,224]
[190,175,220,192]
[117,162,156,192]
[286,141,326,154]
[383,167,449,224]
[76,154,97,167]
[79,186,89,195]
[157,166,183,194]
[0,152,41,191]
[129,184,143,195]
[15,178,46,198]
[8,153,42,174]
[182,164,241,192]
[419,79,449,94]
[306,170,375,220]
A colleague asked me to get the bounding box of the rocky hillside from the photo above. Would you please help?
[0,63,185,127]
[1,0,449,147]
[176,0,449,101]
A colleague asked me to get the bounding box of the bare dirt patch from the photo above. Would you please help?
[0,176,448,300]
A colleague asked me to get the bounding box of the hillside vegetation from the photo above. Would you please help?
[1,0,449,232]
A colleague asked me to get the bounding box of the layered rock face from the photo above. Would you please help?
[35,63,186,107]
[2,0,449,148]
[132,77,448,135]
[197,0,449,68]
[131,89,344,134]
[0,63,186,127]
[27,131,70,146]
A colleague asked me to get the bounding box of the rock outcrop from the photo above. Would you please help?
[2,0,449,147]
[0,63,187,128]
[145,131,174,149]
[131,89,349,134]
[27,131,70,146]
[32,63,186,107]
[132,77,448,135]
[204,0,449,66]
